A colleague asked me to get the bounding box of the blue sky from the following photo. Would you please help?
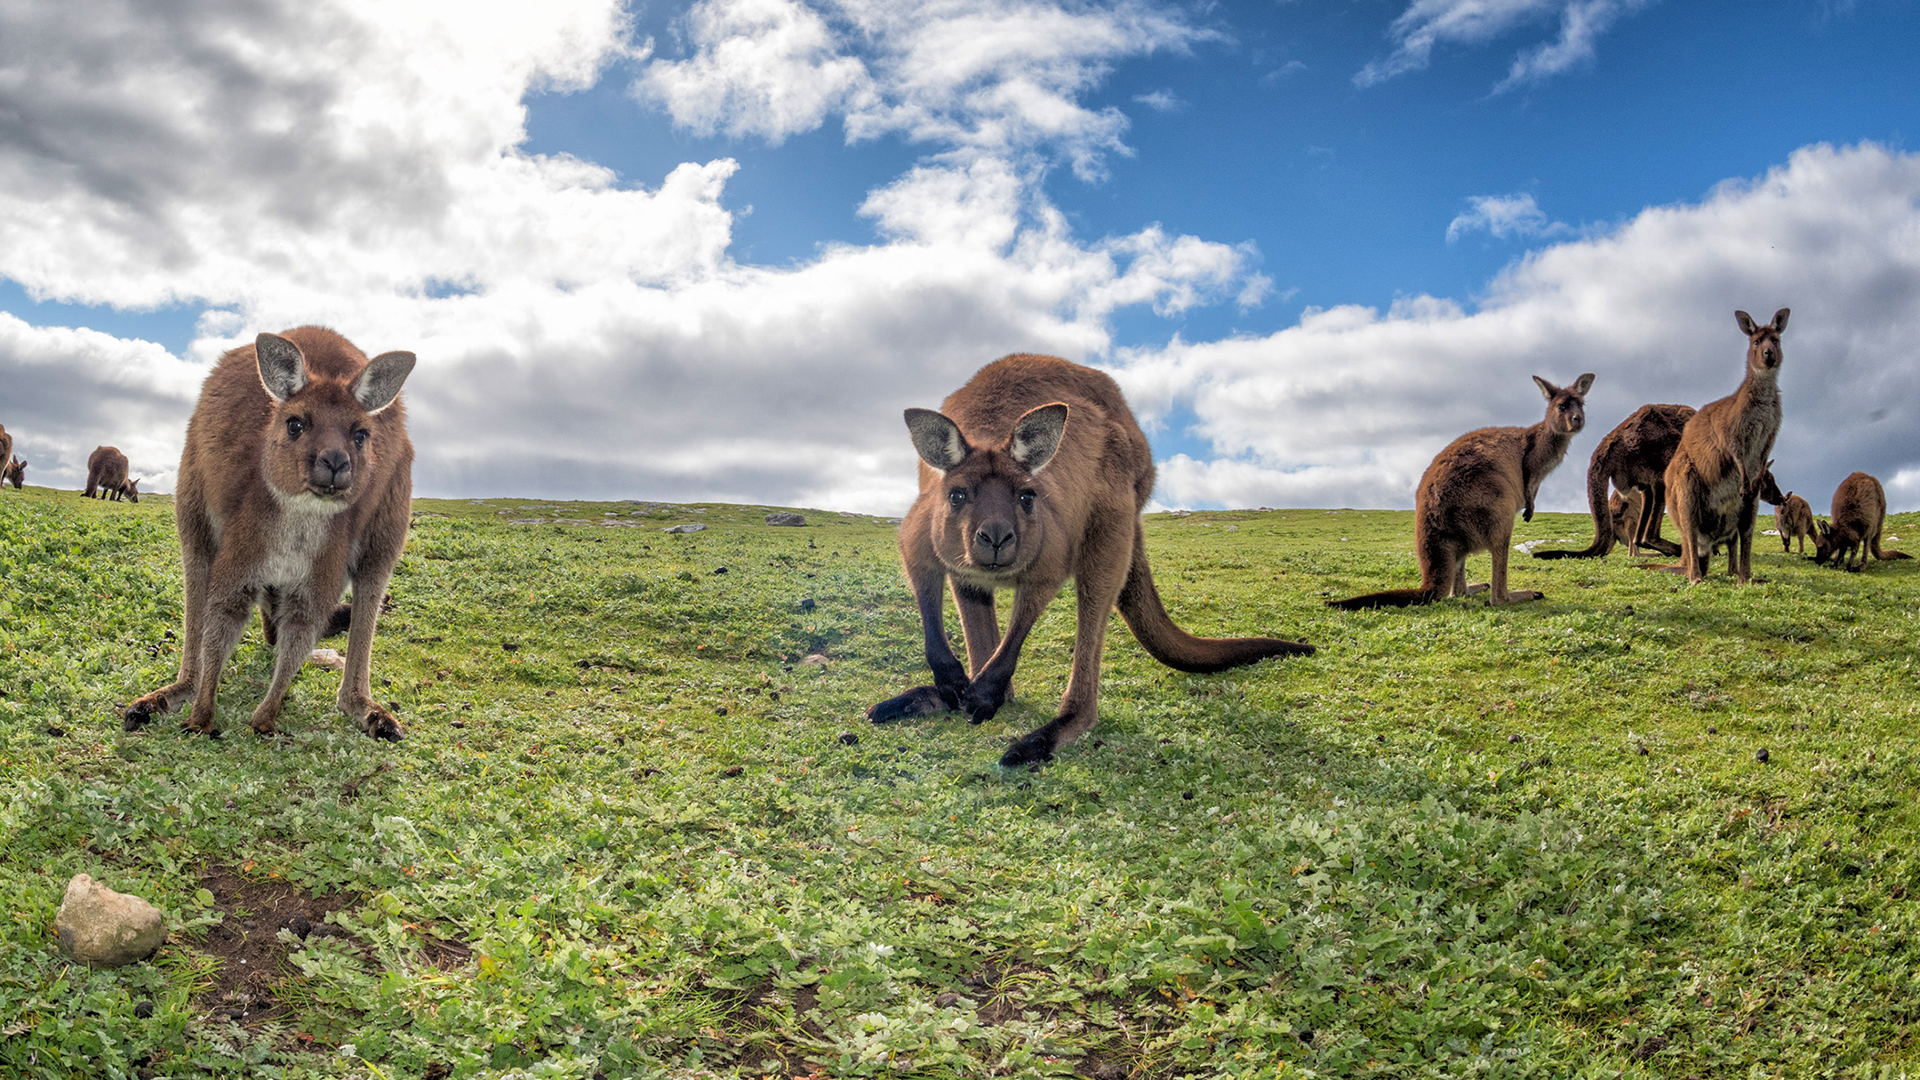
[2,0,1917,511]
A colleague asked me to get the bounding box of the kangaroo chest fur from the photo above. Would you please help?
[253,493,350,590]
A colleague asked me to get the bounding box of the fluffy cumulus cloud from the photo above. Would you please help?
[0,0,1254,507]
[1111,142,1920,512]
[638,0,1209,179]
[1357,0,1654,91]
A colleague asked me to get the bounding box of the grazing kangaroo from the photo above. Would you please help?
[4,456,22,489]
[1330,373,1593,610]
[85,446,141,502]
[1661,309,1788,584]
[868,354,1314,767]
[125,328,415,740]
[1534,403,1695,559]
[1812,472,1910,570]
[1775,492,1815,554]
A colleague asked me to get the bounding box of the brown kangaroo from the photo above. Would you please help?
[1534,403,1694,559]
[1330,373,1593,610]
[1606,488,1642,550]
[868,354,1314,767]
[125,327,415,740]
[1775,492,1815,553]
[0,426,11,484]
[4,456,22,489]
[1661,309,1788,584]
[1812,472,1910,570]
[85,446,141,502]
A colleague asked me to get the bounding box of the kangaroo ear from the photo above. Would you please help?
[1531,375,1559,400]
[256,333,308,402]
[1008,402,1069,475]
[1735,310,1757,336]
[905,408,969,471]
[1570,372,1595,397]
[1771,307,1790,333]
[353,351,416,414]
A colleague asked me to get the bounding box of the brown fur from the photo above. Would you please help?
[1534,403,1694,559]
[868,354,1314,767]
[124,327,416,740]
[0,426,11,485]
[1660,309,1789,584]
[1775,492,1815,554]
[1812,472,1910,570]
[3,456,22,489]
[1606,489,1642,550]
[85,446,141,502]
[1330,373,1593,610]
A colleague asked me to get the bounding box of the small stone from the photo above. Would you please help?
[664,523,707,534]
[838,731,859,745]
[798,654,830,667]
[1507,733,1522,744]
[722,765,744,777]
[798,597,816,612]
[449,720,466,729]
[55,874,167,968]
[1756,748,1770,763]
[715,706,729,716]
[765,512,806,527]
[935,992,960,1008]
[134,1000,154,1019]
[1707,726,1717,734]
[307,648,346,671]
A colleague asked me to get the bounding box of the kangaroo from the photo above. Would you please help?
[1534,403,1694,559]
[4,456,22,489]
[868,354,1314,767]
[1812,472,1910,570]
[85,446,141,502]
[124,327,415,740]
[1661,309,1788,584]
[1330,373,1593,610]
[1775,492,1815,554]
[1606,488,1643,550]
[0,426,11,483]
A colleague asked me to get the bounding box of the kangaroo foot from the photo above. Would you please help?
[1464,583,1490,595]
[360,703,404,742]
[1493,590,1544,604]
[1000,720,1064,768]
[868,685,953,723]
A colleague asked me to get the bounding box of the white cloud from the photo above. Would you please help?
[638,0,1212,180]
[1356,0,1653,91]
[1132,89,1179,112]
[1111,143,1920,512]
[0,0,1258,508]
[1446,192,1570,242]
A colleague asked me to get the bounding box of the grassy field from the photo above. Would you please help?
[4,485,1920,1079]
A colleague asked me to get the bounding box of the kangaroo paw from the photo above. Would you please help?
[123,701,159,731]
[362,704,405,742]
[868,685,951,723]
[1000,724,1059,768]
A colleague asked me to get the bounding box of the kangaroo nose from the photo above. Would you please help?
[312,449,352,489]
[975,522,1014,553]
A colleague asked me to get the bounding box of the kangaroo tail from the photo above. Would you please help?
[1326,587,1438,611]
[1875,547,1913,561]
[1116,521,1314,671]
[1534,466,1614,560]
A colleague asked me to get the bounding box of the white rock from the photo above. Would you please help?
[55,874,166,968]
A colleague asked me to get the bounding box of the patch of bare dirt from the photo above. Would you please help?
[192,866,367,1031]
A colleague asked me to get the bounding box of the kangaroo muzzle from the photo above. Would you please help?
[310,449,353,494]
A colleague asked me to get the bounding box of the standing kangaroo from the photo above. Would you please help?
[868,354,1314,767]
[1775,492,1815,553]
[1534,403,1694,559]
[85,446,141,502]
[1812,472,1910,570]
[0,426,11,484]
[1661,309,1788,584]
[1330,373,1593,610]
[125,328,415,740]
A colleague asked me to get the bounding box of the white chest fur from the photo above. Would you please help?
[260,491,348,588]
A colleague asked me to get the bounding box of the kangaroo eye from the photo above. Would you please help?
[286,417,305,439]
[1019,490,1036,511]
[948,489,967,509]
[353,429,370,450]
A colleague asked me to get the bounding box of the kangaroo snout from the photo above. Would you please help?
[311,448,353,492]
[973,520,1015,564]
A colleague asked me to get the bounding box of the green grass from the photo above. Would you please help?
[5,486,1920,1079]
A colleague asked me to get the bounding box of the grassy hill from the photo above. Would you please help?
[3,485,1919,1079]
